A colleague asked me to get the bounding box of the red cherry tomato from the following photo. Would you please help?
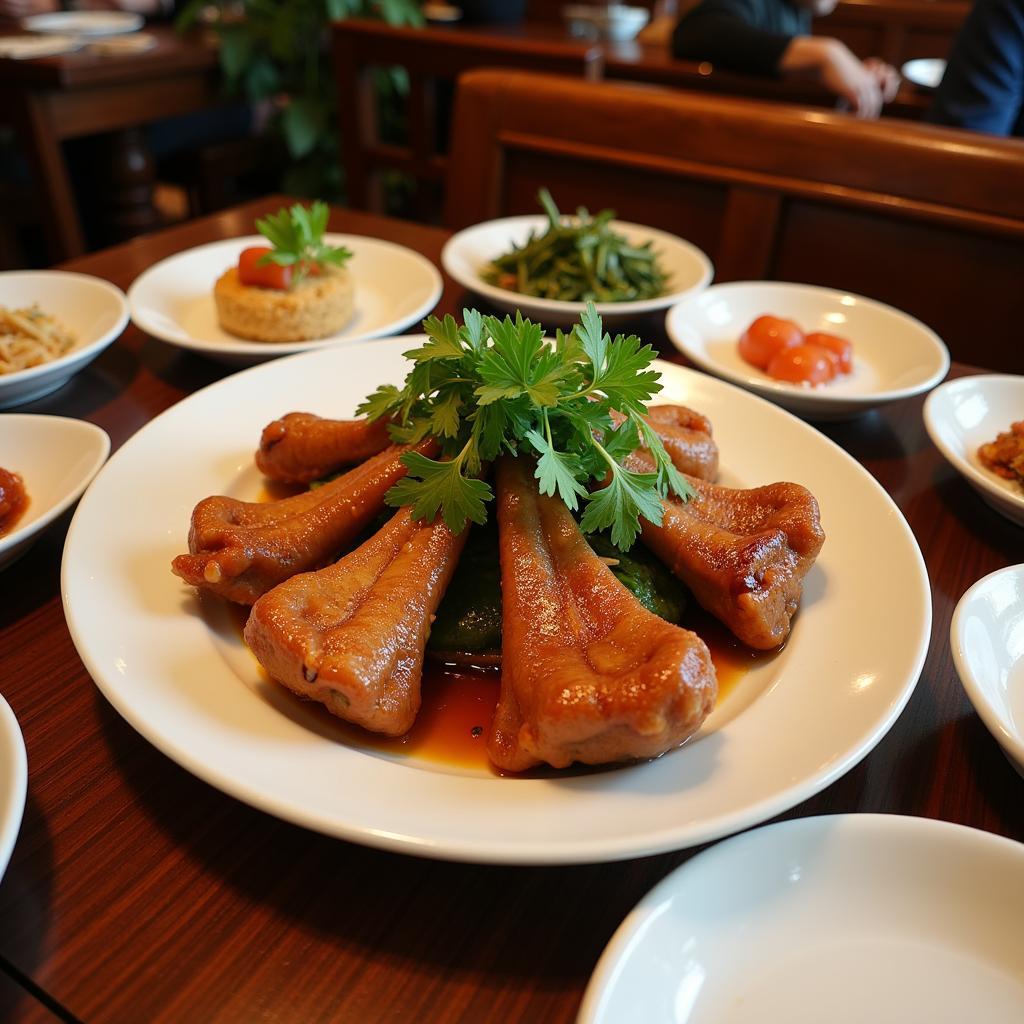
[805,332,853,374]
[738,316,804,370]
[238,246,292,290]
[766,343,837,385]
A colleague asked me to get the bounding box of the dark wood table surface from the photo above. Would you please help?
[1,25,220,262]
[1,198,1021,1023]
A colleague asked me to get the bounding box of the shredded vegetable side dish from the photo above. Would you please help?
[0,304,76,375]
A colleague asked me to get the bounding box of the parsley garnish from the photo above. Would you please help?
[254,201,352,284]
[357,304,694,549]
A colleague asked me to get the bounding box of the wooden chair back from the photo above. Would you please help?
[445,69,1024,371]
[331,19,602,218]
[813,0,969,65]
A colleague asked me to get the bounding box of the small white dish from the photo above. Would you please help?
[0,414,109,570]
[563,4,650,41]
[0,271,129,409]
[902,58,946,90]
[951,564,1024,776]
[0,694,27,883]
[580,814,1024,1023]
[666,281,949,420]
[87,32,156,56]
[0,34,83,59]
[21,10,143,36]
[924,375,1024,527]
[441,214,712,327]
[128,234,443,367]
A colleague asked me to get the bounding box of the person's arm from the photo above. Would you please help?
[780,36,885,117]
[928,0,1024,136]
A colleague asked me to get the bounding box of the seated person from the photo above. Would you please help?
[928,0,1024,138]
[672,0,900,118]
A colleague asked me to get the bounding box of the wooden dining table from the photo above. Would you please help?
[0,197,1021,1024]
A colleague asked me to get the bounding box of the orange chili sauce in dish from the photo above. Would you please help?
[0,467,27,537]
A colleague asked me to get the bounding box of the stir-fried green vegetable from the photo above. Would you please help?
[482,189,667,304]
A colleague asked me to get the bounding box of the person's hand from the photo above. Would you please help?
[0,0,59,19]
[781,37,885,118]
[864,56,901,103]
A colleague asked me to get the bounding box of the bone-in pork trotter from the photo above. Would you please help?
[172,439,436,604]
[488,456,717,772]
[612,405,719,481]
[255,412,393,484]
[626,450,825,650]
[245,507,468,735]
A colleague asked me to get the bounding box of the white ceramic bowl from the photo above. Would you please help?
[0,271,129,409]
[580,814,1024,1023]
[563,4,650,41]
[0,414,110,570]
[666,281,950,420]
[902,58,946,90]
[924,374,1024,527]
[128,234,443,367]
[0,694,26,884]
[951,565,1024,776]
[441,214,712,327]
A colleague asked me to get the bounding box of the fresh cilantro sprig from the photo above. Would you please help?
[254,201,352,284]
[356,304,694,548]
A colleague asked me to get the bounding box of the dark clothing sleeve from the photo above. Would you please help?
[672,0,810,77]
[928,0,1024,137]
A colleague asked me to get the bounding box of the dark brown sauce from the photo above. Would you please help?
[0,467,27,537]
[230,601,769,776]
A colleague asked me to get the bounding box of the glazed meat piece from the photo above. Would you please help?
[612,405,719,481]
[172,440,436,604]
[626,450,824,650]
[256,412,393,484]
[488,456,717,772]
[245,507,468,736]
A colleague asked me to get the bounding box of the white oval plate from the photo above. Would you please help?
[441,215,712,325]
[21,10,143,35]
[62,337,930,864]
[666,281,949,420]
[952,564,1024,776]
[0,415,110,570]
[0,271,129,409]
[902,58,946,90]
[579,815,1024,1023]
[0,694,26,883]
[0,34,83,59]
[924,374,1024,527]
[128,234,444,367]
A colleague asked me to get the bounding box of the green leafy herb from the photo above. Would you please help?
[255,201,352,284]
[356,304,694,546]
[482,189,668,303]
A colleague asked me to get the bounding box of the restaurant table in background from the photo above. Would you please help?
[0,25,220,263]
[0,197,1021,1023]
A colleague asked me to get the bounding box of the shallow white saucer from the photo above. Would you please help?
[22,10,143,35]
[924,374,1024,527]
[952,564,1024,776]
[0,415,110,570]
[0,271,129,409]
[128,234,443,367]
[580,814,1024,1023]
[0,694,26,883]
[0,34,82,59]
[902,58,946,90]
[441,214,712,326]
[666,281,949,420]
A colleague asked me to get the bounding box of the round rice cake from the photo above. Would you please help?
[214,265,354,342]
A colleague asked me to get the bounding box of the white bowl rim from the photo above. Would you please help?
[923,373,1024,514]
[666,279,951,406]
[0,414,111,558]
[0,271,129,388]
[441,214,714,317]
[0,693,26,884]
[950,562,1024,766]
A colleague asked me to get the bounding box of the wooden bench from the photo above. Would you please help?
[445,69,1024,372]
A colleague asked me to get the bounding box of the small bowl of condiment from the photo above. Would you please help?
[951,564,1024,777]
[0,415,109,570]
[924,374,1024,528]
